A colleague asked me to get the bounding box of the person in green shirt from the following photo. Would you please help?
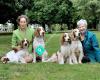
[0,15,34,63]
[12,15,34,53]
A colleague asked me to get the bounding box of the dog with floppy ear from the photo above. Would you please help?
[12,39,30,53]
[33,27,48,63]
[0,39,33,64]
[60,32,74,64]
[61,33,72,45]
[70,29,84,64]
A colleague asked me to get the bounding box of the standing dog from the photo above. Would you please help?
[33,27,48,63]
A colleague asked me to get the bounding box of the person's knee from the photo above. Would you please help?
[96,57,100,63]
[87,54,97,63]
[95,53,100,62]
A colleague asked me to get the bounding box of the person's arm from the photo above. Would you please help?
[91,34,99,51]
[12,31,21,52]
[30,28,34,43]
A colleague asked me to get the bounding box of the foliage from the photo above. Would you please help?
[0,0,32,25]
[51,24,67,31]
[0,0,100,30]
[27,0,73,29]
[72,0,100,29]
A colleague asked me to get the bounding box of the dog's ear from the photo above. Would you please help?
[78,33,81,41]
[42,31,45,37]
[26,39,30,47]
[72,30,76,38]
[20,40,24,48]
[68,34,72,44]
[61,33,64,45]
[12,42,22,52]
[34,28,40,37]
[16,40,23,49]
[69,32,73,41]
[42,27,45,36]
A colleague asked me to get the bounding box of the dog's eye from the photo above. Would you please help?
[64,35,66,37]
[22,40,24,43]
[26,40,29,43]
[37,28,41,32]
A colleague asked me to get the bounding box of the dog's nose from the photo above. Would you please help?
[68,39,70,41]
[25,43,28,46]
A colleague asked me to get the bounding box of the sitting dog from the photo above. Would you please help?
[70,29,84,64]
[60,32,73,64]
[33,27,48,63]
[0,39,33,64]
[46,33,73,64]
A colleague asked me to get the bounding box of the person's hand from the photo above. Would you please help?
[12,46,21,52]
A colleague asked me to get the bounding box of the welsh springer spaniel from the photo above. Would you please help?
[70,29,84,64]
[33,27,48,63]
[60,32,73,64]
[46,32,73,64]
[1,39,33,63]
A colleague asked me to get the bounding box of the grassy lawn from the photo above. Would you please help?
[0,31,100,80]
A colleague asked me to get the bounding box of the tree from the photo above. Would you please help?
[27,0,73,30]
[71,0,100,29]
[0,0,32,28]
[84,0,100,29]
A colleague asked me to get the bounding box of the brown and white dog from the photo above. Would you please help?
[60,32,73,64]
[70,29,84,64]
[33,27,48,63]
[45,51,64,64]
[1,39,33,64]
[46,32,72,64]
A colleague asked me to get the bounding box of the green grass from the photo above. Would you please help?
[0,35,12,54]
[0,31,100,80]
